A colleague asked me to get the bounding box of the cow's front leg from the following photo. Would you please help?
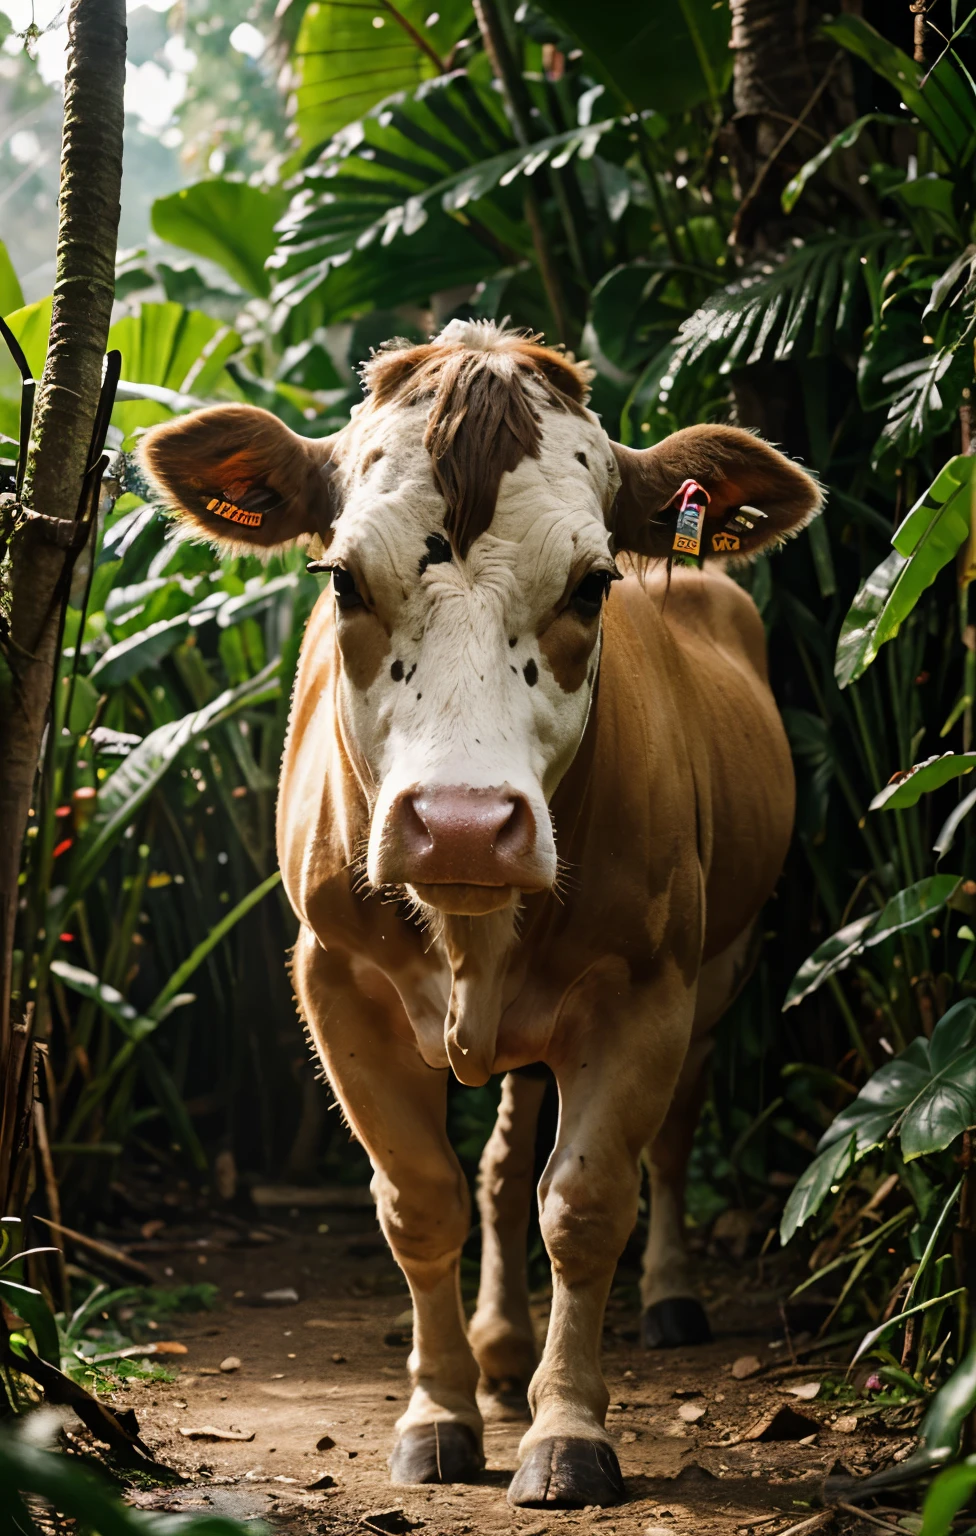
[292,927,483,1485]
[468,1068,547,1418]
[508,978,694,1509]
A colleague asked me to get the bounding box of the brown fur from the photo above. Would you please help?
[611,425,822,560]
[361,333,592,558]
[141,404,339,551]
[538,610,599,694]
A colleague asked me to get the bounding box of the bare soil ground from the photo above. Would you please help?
[100,1198,915,1536]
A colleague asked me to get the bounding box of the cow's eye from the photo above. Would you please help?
[569,570,611,620]
[332,567,364,610]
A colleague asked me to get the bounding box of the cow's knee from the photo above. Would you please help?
[372,1163,470,1281]
[538,1155,639,1284]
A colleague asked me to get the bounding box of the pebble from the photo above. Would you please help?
[219,1356,241,1373]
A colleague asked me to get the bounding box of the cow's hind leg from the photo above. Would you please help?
[641,926,758,1350]
[468,1068,547,1419]
[641,1034,713,1348]
[292,927,483,1485]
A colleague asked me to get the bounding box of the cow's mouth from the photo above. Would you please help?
[409,882,516,916]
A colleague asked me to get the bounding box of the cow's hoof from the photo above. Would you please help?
[389,1422,484,1485]
[641,1297,712,1350]
[507,1437,625,1507]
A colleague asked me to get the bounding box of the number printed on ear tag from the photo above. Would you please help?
[206,495,263,529]
[711,529,740,553]
[671,478,710,557]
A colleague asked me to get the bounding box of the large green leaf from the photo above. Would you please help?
[782,113,904,214]
[0,1278,61,1367]
[636,231,906,450]
[835,458,975,686]
[784,877,962,1008]
[862,875,963,946]
[291,0,471,152]
[899,999,976,1161]
[870,751,976,810]
[823,15,976,165]
[0,297,52,445]
[270,72,521,326]
[784,1000,976,1241]
[780,1133,856,1245]
[152,180,289,298]
[0,298,242,445]
[0,239,24,314]
[540,0,732,113]
[782,914,876,1009]
[834,549,909,688]
[920,1456,976,1536]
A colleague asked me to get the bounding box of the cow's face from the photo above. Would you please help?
[326,396,619,913]
[142,322,822,926]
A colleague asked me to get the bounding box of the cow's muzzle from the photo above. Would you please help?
[378,785,550,910]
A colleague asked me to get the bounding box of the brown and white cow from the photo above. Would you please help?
[143,320,820,1510]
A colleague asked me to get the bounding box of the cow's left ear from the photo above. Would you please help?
[141,404,339,551]
[609,424,822,561]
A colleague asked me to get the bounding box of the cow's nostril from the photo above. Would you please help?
[494,795,533,857]
[402,795,434,853]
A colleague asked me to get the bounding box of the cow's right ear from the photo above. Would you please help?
[140,404,339,550]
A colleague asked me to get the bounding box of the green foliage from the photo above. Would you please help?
[921,1454,976,1536]
[870,753,976,811]
[539,0,732,113]
[835,458,976,687]
[152,180,289,298]
[784,878,963,1007]
[0,240,23,314]
[289,0,473,152]
[270,73,522,327]
[0,1429,264,1536]
[781,1000,976,1242]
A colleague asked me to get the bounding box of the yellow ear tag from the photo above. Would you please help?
[711,529,740,553]
[671,478,710,557]
[206,496,263,529]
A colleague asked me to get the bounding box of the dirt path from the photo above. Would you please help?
[116,1200,905,1535]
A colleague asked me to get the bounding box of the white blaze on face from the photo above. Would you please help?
[326,388,620,904]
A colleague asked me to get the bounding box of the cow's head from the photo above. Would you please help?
[143,321,820,1078]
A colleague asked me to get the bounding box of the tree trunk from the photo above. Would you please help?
[0,0,125,1205]
[728,0,854,249]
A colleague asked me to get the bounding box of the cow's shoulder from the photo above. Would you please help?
[611,561,768,682]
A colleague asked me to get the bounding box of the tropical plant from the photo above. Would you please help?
[0,1425,261,1536]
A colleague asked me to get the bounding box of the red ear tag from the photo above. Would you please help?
[671,478,710,557]
[207,495,263,529]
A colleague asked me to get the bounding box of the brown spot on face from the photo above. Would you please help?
[337,611,391,692]
[361,445,384,473]
[538,610,600,693]
[360,333,591,557]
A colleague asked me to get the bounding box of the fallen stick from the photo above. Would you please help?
[836,1501,903,1533]
[773,1512,835,1536]
[34,1216,154,1281]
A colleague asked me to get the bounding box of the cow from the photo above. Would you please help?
[142,320,821,1510]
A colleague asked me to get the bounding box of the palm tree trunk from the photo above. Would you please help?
[0,0,125,1207]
